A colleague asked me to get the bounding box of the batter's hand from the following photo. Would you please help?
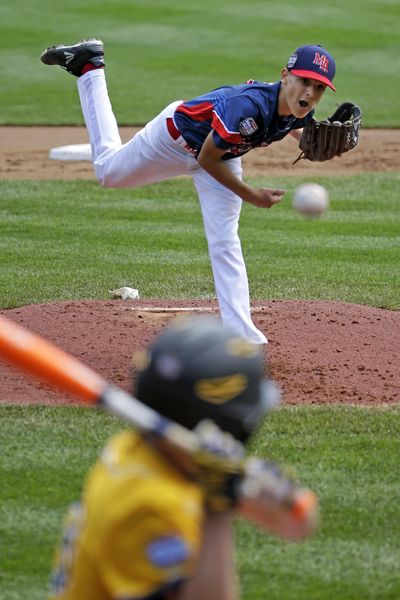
[237,457,318,540]
[244,187,285,208]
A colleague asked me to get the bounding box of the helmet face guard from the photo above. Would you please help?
[135,317,280,442]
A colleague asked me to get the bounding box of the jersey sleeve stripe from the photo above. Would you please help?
[211,111,243,144]
[176,101,214,122]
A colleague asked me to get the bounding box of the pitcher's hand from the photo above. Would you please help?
[243,188,285,208]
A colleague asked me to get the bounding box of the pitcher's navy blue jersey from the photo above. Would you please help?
[174,81,314,160]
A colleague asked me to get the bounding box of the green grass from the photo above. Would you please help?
[1,173,399,310]
[0,0,399,125]
[1,404,400,599]
[240,405,400,599]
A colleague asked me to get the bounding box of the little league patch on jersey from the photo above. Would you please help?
[147,536,190,568]
[239,117,258,137]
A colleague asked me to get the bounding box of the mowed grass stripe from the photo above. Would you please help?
[1,173,399,309]
[0,0,399,125]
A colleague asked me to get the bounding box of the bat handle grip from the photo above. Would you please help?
[236,458,319,541]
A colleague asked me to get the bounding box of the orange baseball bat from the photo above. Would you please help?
[0,314,104,401]
[0,314,318,540]
[0,314,195,446]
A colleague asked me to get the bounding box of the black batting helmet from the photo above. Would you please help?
[134,316,280,443]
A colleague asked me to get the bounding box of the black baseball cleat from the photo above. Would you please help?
[40,39,104,77]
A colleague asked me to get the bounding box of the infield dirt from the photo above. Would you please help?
[1,126,399,179]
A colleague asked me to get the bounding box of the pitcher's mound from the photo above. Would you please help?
[1,299,399,407]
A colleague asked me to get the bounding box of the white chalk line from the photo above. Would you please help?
[126,306,266,313]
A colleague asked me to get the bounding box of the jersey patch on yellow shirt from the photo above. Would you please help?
[146,536,190,568]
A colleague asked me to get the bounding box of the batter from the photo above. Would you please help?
[41,40,336,344]
[48,316,285,600]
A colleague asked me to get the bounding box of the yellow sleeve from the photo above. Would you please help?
[86,432,205,599]
[96,502,201,599]
[49,432,205,600]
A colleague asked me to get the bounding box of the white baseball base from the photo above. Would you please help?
[49,143,92,161]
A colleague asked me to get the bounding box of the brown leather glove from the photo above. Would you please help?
[294,101,362,164]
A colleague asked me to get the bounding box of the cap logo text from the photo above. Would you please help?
[313,52,329,73]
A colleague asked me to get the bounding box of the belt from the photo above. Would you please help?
[166,117,196,154]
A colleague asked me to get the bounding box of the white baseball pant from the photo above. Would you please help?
[77,69,267,344]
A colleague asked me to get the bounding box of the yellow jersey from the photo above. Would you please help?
[49,430,205,600]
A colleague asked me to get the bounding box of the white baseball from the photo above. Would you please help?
[293,183,329,216]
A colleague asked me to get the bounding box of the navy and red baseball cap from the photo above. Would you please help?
[286,44,336,92]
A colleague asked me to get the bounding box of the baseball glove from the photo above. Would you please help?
[293,102,362,164]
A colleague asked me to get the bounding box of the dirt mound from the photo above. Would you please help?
[1,299,399,406]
